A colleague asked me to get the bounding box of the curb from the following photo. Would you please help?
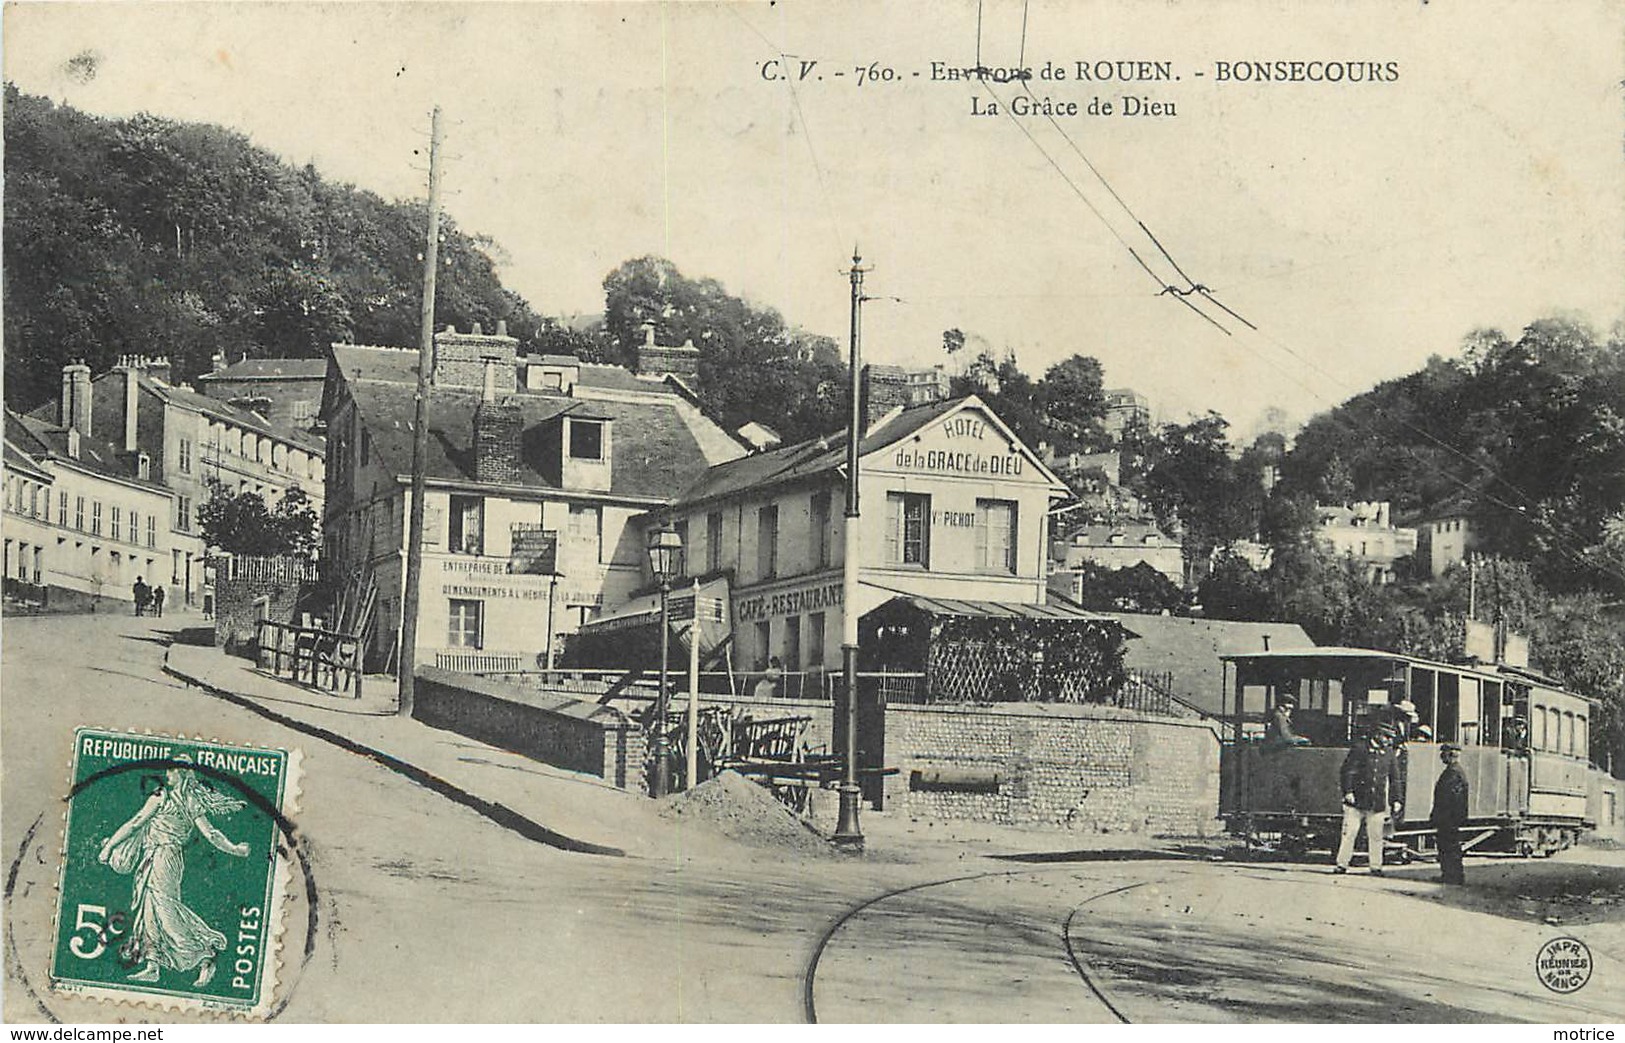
[163,652,626,858]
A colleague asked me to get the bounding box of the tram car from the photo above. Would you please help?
[1219,647,1605,858]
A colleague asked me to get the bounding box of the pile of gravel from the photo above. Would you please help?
[660,770,831,856]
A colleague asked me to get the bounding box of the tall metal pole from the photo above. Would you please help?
[687,578,702,791]
[654,578,672,797]
[833,250,867,850]
[398,105,443,717]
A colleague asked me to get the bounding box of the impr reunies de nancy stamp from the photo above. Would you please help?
[49,728,300,1017]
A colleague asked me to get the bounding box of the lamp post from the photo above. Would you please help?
[647,525,684,798]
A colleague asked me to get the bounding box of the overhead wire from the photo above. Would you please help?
[988,3,1619,584]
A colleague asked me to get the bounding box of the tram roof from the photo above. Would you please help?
[1223,647,1518,678]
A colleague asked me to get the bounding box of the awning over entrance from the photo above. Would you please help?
[571,575,733,667]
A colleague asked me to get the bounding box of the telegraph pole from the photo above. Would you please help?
[834,249,868,851]
[398,105,443,717]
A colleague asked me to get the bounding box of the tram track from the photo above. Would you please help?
[801,864,1162,1023]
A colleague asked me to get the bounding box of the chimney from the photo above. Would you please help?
[861,364,950,432]
[60,362,92,435]
[635,327,700,381]
[473,360,522,485]
[123,363,140,452]
[432,323,519,390]
[211,351,228,373]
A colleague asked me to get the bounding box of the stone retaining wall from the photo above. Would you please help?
[883,702,1223,836]
[413,667,645,788]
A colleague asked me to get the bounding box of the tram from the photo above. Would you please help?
[1219,647,1603,858]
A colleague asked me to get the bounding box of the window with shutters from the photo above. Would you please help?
[449,496,485,555]
[885,492,930,567]
[975,499,1018,573]
[757,504,779,580]
[706,512,723,573]
[810,491,832,568]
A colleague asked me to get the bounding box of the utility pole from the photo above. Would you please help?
[834,249,868,851]
[398,105,443,718]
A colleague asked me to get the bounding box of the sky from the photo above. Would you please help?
[5,1,1622,437]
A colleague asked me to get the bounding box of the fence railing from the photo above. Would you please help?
[433,660,1186,716]
[217,555,321,584]
[434,650,525,673]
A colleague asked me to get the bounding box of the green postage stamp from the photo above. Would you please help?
[49,728,301,1017]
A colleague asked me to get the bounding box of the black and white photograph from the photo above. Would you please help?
[2,0,1623,1028]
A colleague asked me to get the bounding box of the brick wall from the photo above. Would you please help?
[213,574,317,655]
[883,702,1223,836]
[413,667,646,788]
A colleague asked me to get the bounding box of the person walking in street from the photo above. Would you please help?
[151,584,166,618]
[133,576,149,617]
[1334,727,1404,876]
[1432,743,1470,885]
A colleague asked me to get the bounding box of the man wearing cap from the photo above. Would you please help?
[1432,743,1470,885]
[1265,694,1311,749]
[1335,727,1405,875]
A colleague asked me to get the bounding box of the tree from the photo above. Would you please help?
[1142,413,1265,579]
[1038,354,1108,452]
[600,256,849,443]
[197,481,319,558]
[1071,562,1186,614]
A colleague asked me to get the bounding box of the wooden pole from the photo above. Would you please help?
[398,105,443,718]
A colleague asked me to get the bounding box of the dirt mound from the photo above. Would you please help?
[660,770,832,856]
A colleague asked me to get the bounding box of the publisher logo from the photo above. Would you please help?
[1536,937,1592,994]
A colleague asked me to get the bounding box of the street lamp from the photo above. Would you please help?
[647,525,685,797]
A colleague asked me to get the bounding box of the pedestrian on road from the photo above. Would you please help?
[1432,742,1469,885]
[1334,729,1404,876]
[133,577,149,617]
[152,585,166,617]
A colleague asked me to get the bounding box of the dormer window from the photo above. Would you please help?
[569,419,604,461]
[137,453,151,481]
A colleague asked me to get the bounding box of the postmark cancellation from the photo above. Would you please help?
[47,728,302,1018]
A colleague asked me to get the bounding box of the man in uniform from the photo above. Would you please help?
[1432,742,1470,885]
[1334,726,1404,876]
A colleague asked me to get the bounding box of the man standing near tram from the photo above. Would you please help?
[1432,743,1470,885]
[1333,721,1405,876]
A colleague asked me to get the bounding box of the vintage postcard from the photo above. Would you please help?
[2,0,1622,1030]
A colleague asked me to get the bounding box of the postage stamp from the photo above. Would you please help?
[48,728,301,1018]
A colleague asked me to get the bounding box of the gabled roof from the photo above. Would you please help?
[196,358,329,382]
[6,410,168,493]
[673,395,1060,510]
[4,411,54,482]
[329,345,716,499]
[137,376,327,454]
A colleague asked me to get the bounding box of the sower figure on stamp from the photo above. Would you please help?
[1333,727,1404,876]
[98,763,251,986]
[1432,742,1470,885]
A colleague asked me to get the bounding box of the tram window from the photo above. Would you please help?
[1578,716,1588,760]
[1325,678,1344,716]
[1566,712,1577,756]
[1240,684,1268,716]
[1532,706,1547,750]
[1481,682,1501,747]
[1553,712,1564,756]
[1436,673,1460,743]
[1411,669,1436,731]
